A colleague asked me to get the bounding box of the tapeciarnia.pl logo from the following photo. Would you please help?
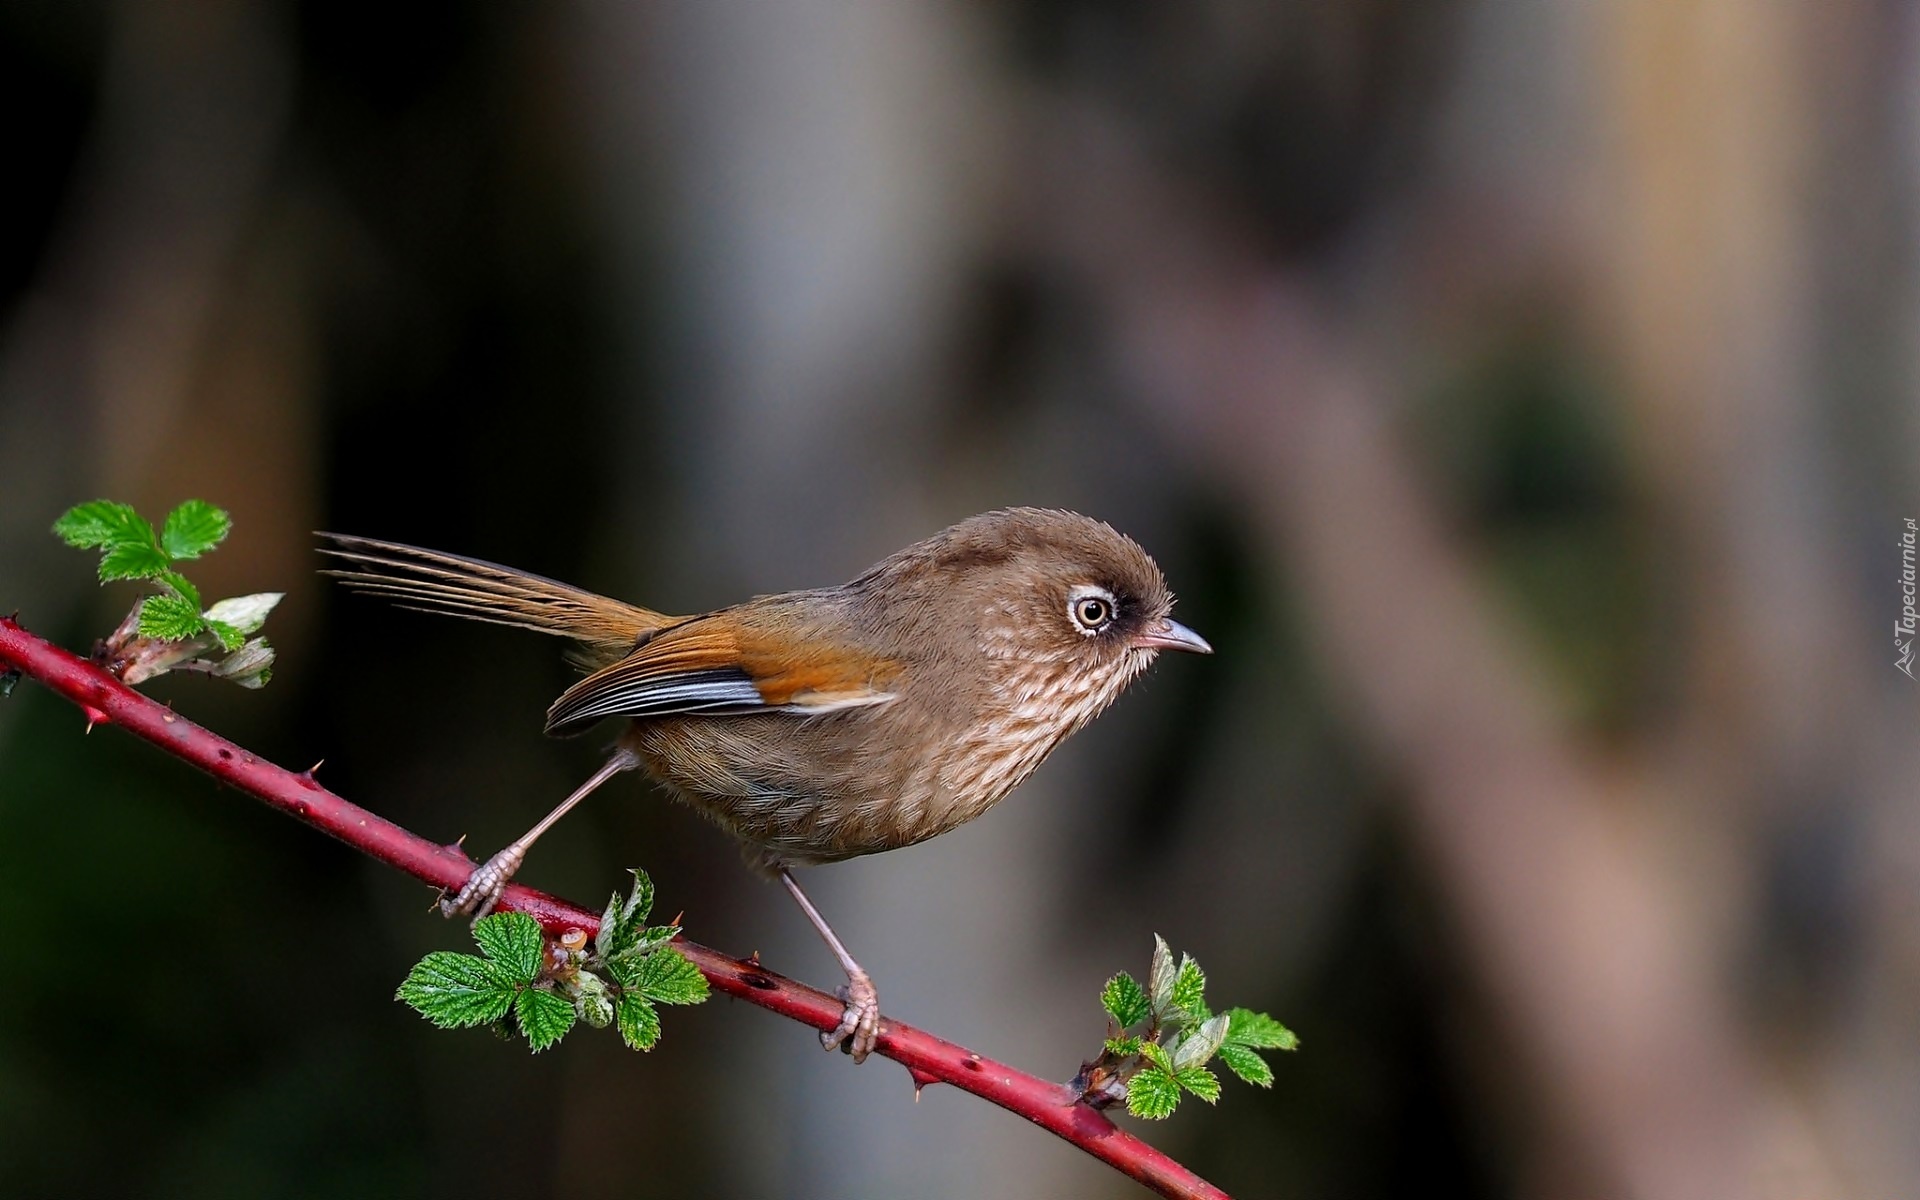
[1899,518,1917,678]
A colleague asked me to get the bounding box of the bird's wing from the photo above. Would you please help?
[544,609,899,735]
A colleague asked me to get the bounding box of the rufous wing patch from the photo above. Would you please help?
[544,617,897,734]
[734,629,898,711]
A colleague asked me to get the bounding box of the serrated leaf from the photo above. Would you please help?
[634,946,708,1004]
[604,947,642,989]
[1105,1036,1145,1058]
[606,929,682,985]
[1215,1043,1273,1087]
[1174,1064,1221,1104]
[1139,1041,1173,1074]
[160,500,230,560]
[396,951,514,1028]
[1172,1012,1230,1072]
[99,541,170,582]
[595,891,625,959]
[472,911,544,983]
[138,593,207,642]
[202,618,245,651]
[597,870,656,959]
[1148,935,1176,1014]
[624,869,655,925]
[1169,957,1207,1022]
[1126,1066,1180,1120]
[53,500,146,550]
[1225,1007,1298,1051]
[156,571,201,610]
[1102,971,1151,1028]
[203,592,281,636]
[617,993,661,1050]
[514,987,574,1052]
[631,925,681,955]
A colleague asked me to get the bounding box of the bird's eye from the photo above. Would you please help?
[1069,588,1116,633]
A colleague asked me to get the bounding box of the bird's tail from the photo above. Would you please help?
[317,533,672,666]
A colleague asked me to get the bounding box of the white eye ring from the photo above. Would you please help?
[1068,585,1117,634]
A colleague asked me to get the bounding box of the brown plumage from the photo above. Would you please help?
[319,508,1209,1060]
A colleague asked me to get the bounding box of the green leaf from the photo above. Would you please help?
[202,592,282,637]
[1168,956,1207,1022]
[596,869,656,959]
[606,930,683,987]
[99,540,170,582]
[631,925,681,955]
[604,947,642,989]
[202,618,245,652]
[1215,1043,1273,1087]
[53,501,147,550]
[1174,1064,1221,1104]
[634,946,708,1005]
[472,911,544,983]
[138,593,207,642]
[596,892,625,959]
[1125,1066,1181,1120]
[616,993,662,1051]
[1224,1007,1298,1051]
[624,869,655,926]
[155,571,201,610]
[1139,1041,1173,1074]
[1101,971,1151,1028]
[514,987,574,1052]
[1148,935,1176,1014]
[160,500,231,560]
[396,951,514,1028]
[1105,1036,1145,1058]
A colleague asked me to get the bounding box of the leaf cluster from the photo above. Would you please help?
[1084,935,1297,1120]
[396,870,708,1053]
[53,500,279,687]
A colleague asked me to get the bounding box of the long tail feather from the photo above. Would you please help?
[316,534,672,659]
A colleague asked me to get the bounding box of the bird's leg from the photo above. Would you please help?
[441,748,640,921]
[779,869,881,1063]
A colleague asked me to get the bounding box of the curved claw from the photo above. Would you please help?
[820,969,881,1063]
[439,844,525,922]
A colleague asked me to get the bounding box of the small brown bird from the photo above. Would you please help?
[320,508,1209,1060]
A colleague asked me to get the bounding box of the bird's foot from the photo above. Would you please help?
[439,843,525,921]
[820,968,881,1063]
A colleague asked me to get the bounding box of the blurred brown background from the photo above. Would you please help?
[0,2,1912,1198]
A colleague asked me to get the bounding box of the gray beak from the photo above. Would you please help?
[1134,617,1213,655]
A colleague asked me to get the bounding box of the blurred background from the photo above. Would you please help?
[0,2,1913,1197]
